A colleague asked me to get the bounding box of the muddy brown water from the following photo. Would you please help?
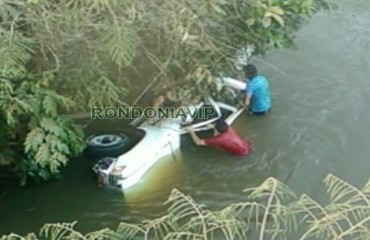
[1,0,370,236]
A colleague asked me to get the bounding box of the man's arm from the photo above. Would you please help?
[243,83,254,108]
[187,127,206,146]
[244,93,252,108]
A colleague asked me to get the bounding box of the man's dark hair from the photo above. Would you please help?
[214,119,229,134]
[243,64,258,77]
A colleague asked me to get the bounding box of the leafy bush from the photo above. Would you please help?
[0,0,331,183]
[0,14,84,182]
[0,75,84,184]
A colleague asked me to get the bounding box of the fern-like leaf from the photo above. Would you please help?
[34,144,50,167]
[116,222,145,240]
[0,232,37,240]
[0,30,33,78]
[245,177,297,202]
[42,95,58,116]
[165,189,206,223]
[143,215,176,239]
[85,228,118,240]
[201,210,248,240]
[100,25,140,68]
[49,152,68,173]
[40,222,84,240]
[86,75,128,108]
[45,134,70,155]
[0,78,14,95]
[24,127,45,153]
[40,118,61,135]
[163,232,203,240]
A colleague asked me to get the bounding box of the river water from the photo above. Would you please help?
[1,0,370,236]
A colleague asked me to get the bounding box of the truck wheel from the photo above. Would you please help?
[85,133,130,157]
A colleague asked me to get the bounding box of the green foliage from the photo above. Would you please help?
[3,174,370,239]
[100,25,141,68]
[84,76,128,109]
[1,0,332,104]
[1,0,330,105]
[0,3,86,183]
[0,0,331,183]
[0,76,85,184]
[0,31,34,78]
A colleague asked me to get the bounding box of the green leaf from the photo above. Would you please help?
[246,18,256,26]
[0,79,13,94]
[45,134,70,155]
[42,95,58,116]
[13,97,33,113]
[271,13,285,27]
[24,127,45,153]
[38,89,76,111]
[269,6,284,15]
[49,152,68,173]
[86,75,128,108]
[40,118,60,135]
[56,142,71,155]
[262,16,272,28]
[52,152,68,165]
[100,25,140,67]
[35,144,50,166]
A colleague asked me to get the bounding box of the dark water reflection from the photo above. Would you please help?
[2,0,370,236]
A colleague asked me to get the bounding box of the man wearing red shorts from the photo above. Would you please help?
[187,119,252,156]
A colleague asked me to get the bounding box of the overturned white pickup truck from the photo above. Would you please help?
[85,77,247,190]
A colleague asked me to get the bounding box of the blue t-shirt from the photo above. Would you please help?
[245,75,271,113]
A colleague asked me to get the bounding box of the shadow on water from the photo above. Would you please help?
[0,154,128,234]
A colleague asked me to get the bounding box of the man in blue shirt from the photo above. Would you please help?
[242,64,271,115]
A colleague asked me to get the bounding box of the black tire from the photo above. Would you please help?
[85,133,131,158]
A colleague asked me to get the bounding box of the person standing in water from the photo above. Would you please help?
[242,64,272,115]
